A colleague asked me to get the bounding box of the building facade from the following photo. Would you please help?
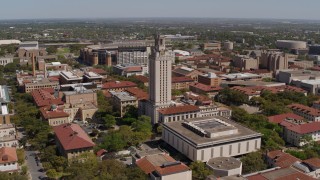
[162,116,262,162]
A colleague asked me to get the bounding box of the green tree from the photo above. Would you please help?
[241,151,267,174]
[189,161,212,180]
[103,114,116,129]
[46,169,59,179]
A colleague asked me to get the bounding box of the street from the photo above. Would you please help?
[25,150,46,180]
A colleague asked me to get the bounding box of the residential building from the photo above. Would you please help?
[53,123,95,160]
[135,153,192,180]
[287,103,320,121]
[110,91,138,117]
[198,73,221,87]
[0,56,13,66]
[102,81,137,92]
[144,35,174,124]
[0,147,18,173]
[162,116,262,162]
[280,119,320,146]
[233,55,259,70]
[172,77,194,90]
[206,157,242,177]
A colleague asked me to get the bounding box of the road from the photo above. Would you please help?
[25,151,46,180]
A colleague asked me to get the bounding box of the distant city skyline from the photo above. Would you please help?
[0,0,319,20]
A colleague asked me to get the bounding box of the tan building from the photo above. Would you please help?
[144,35,174,124]
[287,103,320,121]
[110,91,138,117]
[206,157,242,177]
[198,73,221,86]
[80,48,112,66]
[189,82,222,97]
[172,77,194,90]
[59,71,83,85]
[40,105,70,126]
[18,76,59,93]
[158,105,200,123]
[162,116,262,162]
[260,51,289,72]
[53,123,95,160]
[233,55,259,70]
[289,60,314,69]
[172,67,202,82]
[61,91,97,106]
[203,42,221,51]
[135,153,192,180]
[102,81,137,92]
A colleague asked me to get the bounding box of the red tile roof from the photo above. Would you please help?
[247,167,315,180]
[135,75,149,83]
[268,113,304,124]
[124,66,142,72]
[0,147,17,164]
[89,68,107,75]
[40,106,69,120]
[136,154,190,176]
[231,86,261,96]
[31,89,64,107]
[125,87,149,100]
[288,103,320,116]
[53,123,95,151]
[158,105,200,115]
[96,149,107,157]
[303,158,320,168]
[189,82,222,92]
[102,81,137,90]
[280,121,320,134]
[172,77,194,83]
[267,150,301,168]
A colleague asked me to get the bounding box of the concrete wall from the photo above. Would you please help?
[163,128,261,162]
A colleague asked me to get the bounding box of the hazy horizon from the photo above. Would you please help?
[1,0,319,20]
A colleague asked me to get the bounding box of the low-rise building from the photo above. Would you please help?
[17,74,59,93]
[280,119,320,146]
[220,73,262,81]
[0,56,13,66]
[40,105,70,126]
[162,116,262,162]
[231,86,261,100]
[59,71,83,85]
[135,75,149,87]
[135,153,192,180]
[266,150,301,168]
[113,64,148,77]
[0,147,19,173]
[102,81,137,92]
[125,87,149,100]
[173,67,202,82]
[287,103,320,121]
[53,123,95,160]
[244,167,314,180]
[189,82,222,97]
[83,72,103,85]
[233,55,259,70]
[31,88,64,108]
[158,105,200,123]
[206,157,242,177]
[110,91,138,117]
[172,77,194,90]
[267,113,304,124]
[0,124,18,148]
[198,73,222,87]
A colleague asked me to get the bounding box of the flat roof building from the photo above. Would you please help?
[206,157,242,178]
[110,91,138,117]
[60,71,83,85]
[162,116,261,162]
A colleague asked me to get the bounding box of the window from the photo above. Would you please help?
[246,141,249,151]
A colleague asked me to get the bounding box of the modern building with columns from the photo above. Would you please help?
[162,116,262,162]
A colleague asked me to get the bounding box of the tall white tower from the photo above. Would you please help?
[146,34,174,124]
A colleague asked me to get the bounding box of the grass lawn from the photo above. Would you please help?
[57,47,70,55]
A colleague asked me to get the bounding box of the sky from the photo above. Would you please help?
[0,0,319,20]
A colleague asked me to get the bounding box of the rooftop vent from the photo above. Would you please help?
[161,161,181,168]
